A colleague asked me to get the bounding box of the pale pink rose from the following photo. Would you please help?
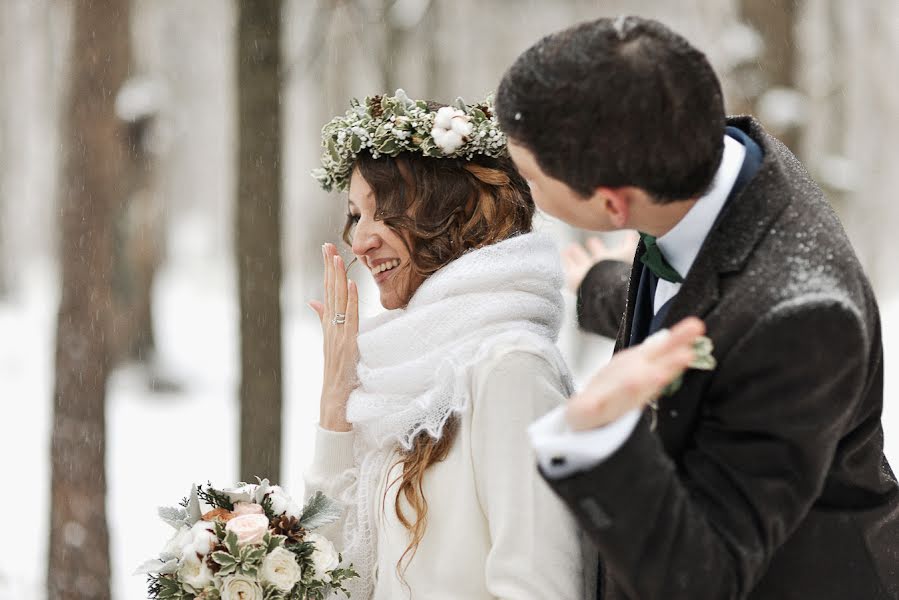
[225,514,269,546]
[232,502,264,517]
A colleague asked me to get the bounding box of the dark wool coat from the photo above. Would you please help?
[556,116,899,599]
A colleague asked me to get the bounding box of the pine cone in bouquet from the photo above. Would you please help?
[271,514,306,545]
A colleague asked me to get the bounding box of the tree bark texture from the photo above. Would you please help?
[237,0,284,484]
[48,1,131,599]
[738,0,801,151]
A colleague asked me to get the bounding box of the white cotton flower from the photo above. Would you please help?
[188,521,218,557]
[160,525,193,562]
[266,486,292,516]
[260,547,303,592]
[433,106,457,130]
[450,116,473,137]
[178,551,214,592]
[431,129,464,154]
[431,106,473,154]
[305,533,341,583]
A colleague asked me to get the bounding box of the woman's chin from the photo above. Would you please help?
[378,288,403,310]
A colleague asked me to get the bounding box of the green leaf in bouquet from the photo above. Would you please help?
[243,545,267,565]
[266,533,287,552]
[262,586,288,600]
[134,557,179,576]
[156,575,189,600]
[212,551,238,577]
[158,506,189,530]
[212,551,237,566]
[214,520,227,541]
[225,530,240,555]
[299,491,343,530]
[187,484,203,525]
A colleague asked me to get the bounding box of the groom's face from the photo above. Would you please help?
[507,140,617,232]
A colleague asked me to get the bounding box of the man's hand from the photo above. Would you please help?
[561,231,639,293]
[566,317,706,430]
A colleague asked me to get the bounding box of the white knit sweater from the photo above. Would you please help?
[304,345,592,599]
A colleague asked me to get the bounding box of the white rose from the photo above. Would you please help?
[222,483,257,504]
[225,514,269,546]
[160,525,193,561]
[178,552,214,592]
[220,575,263,600]
[188,521,218,557]
[306,533,340,583]
[260,546,303,592]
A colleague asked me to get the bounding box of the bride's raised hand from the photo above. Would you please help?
[308,243,359,432]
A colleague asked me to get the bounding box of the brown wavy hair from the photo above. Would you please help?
[342,144,534,578]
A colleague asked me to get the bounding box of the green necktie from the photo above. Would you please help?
[639,233,683,283]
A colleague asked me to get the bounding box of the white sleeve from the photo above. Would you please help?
[528,407,641,479]
[470,351,585,600]
[303,426,357,542]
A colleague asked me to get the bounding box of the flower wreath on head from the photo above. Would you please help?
[312,89,509,192]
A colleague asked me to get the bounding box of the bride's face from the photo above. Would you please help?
[347,169,422,309]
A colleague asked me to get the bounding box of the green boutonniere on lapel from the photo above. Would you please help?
[649,336,717,431]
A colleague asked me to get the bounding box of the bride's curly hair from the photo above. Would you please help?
[341,140,534,578]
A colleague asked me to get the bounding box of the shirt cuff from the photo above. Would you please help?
[528,407,641,479]
[311,425,356,477]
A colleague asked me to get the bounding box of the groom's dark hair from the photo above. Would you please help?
[496,16,726,203]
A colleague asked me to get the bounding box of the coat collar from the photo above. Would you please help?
[614,116,793,350]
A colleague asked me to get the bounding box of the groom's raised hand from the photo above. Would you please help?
[561,231,638,293]
[566,317,705,431]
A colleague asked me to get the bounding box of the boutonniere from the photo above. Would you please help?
[649,336,716,430]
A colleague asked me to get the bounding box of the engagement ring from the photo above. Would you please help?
[332,313,346,325]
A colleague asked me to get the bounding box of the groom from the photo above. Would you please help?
[495,16,899,599]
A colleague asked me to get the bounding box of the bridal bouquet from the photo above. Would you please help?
[136,479,357,600]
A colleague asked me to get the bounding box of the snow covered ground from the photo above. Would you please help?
[1,257,898,599]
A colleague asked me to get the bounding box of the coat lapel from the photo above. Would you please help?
[608,117,794,450]
[614,241,646,351]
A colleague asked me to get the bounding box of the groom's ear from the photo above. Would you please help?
[593,186,631,229]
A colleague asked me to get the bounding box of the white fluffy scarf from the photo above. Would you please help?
[339,232,570,598]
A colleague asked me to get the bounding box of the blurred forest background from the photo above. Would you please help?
[1,0,897,598]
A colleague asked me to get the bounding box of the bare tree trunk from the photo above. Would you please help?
[47,1,130,599]
[237,0,284,483]
[111,113,164,365]
[737,0,801,151]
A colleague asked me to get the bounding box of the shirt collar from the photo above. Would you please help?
[656,135,746,279]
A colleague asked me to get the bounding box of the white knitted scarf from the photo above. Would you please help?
[338,232,570,598]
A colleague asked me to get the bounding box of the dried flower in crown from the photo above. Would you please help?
[312,89,509,192]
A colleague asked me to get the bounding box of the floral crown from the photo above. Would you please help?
[312,89,509,192]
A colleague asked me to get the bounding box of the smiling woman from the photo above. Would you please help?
[305,90,593,600]
[344,150,532,309]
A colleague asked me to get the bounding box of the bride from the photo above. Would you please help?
[304,90,591,599]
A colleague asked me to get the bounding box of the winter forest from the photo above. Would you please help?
[1,0,898,598]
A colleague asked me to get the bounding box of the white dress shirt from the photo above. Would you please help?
[530,135,747,478]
